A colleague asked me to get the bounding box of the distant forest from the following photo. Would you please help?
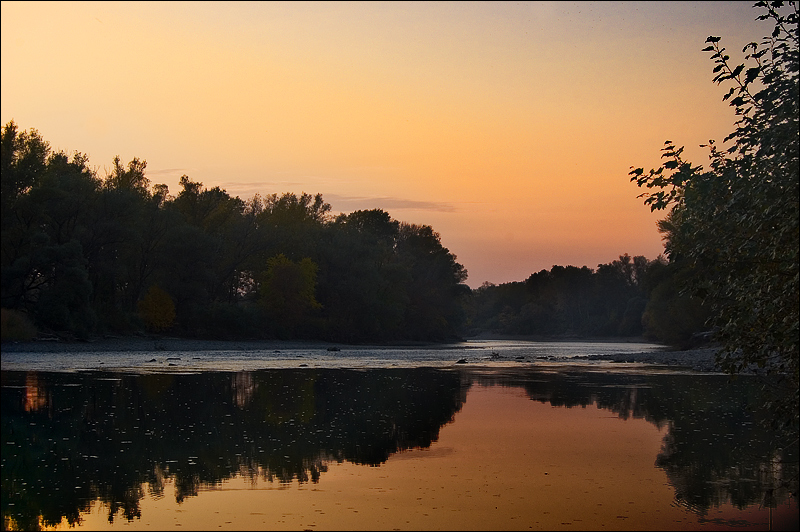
[1,121,707,346]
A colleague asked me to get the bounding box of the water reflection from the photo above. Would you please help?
[467,368,797,516]
[1,367,796,530]
[23,372,49,413]
[2,368,467,529]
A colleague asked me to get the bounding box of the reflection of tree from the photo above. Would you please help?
[467,368,798,515]
[2,367,795,530]
[1,368,466,529]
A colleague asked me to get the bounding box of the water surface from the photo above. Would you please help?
[1,343,796,530]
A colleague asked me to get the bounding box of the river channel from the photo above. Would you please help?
[1,341,797,530]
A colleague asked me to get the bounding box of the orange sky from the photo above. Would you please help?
[1,1,767,287]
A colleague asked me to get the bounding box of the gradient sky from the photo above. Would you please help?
[1,1,767,287]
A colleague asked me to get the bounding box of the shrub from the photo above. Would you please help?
[1,308,38,341]
[137,285,176,332]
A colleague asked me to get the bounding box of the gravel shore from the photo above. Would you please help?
[1,336,722,372]
[579,347,721,372]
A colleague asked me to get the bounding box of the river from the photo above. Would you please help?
[1,341,797,530]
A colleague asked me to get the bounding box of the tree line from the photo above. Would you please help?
[467,253,710,344]
[2,120,714,345]
[1,123,469,342]
[2,120,712,346]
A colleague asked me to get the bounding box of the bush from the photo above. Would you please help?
[137,285,176,332]
[1,308,38,341]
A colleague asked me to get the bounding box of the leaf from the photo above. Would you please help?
[744,67,760,85]
[702,46,715,52]
[706,36,721,43]
[722,87,736,101]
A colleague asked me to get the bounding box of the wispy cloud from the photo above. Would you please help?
[218,181,307,196]
[148,178,461,214]
[324,194,457,213]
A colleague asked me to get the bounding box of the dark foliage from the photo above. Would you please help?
[630,1,798,431]
[0,125,470,342]
[467,253,709,344]
[2,121,710,345]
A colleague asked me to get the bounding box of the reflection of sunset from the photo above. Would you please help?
[24,372,48,413]
[51,384,797,531]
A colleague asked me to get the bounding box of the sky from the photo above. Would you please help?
[1,1,768,288]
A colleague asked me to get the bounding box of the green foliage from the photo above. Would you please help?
[0,307,37,341]
[258,254,322,337]
[630,2,799,429]
[137,285,176,332]
[33,241,96,338]
[638,240,713,348]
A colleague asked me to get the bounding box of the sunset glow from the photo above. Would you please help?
[1,1,766,286]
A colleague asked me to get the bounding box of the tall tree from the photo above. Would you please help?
[630,1,798,428]
[317,209,407,342]
[395,223,469,340]
[1,123,100,336]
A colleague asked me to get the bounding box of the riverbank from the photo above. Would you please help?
[579,346,721,372]
[0,335,335,354]
[1,335,722,372]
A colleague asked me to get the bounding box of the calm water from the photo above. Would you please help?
[1,343,797,530]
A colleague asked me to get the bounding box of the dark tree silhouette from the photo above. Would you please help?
[630,1,798,430]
